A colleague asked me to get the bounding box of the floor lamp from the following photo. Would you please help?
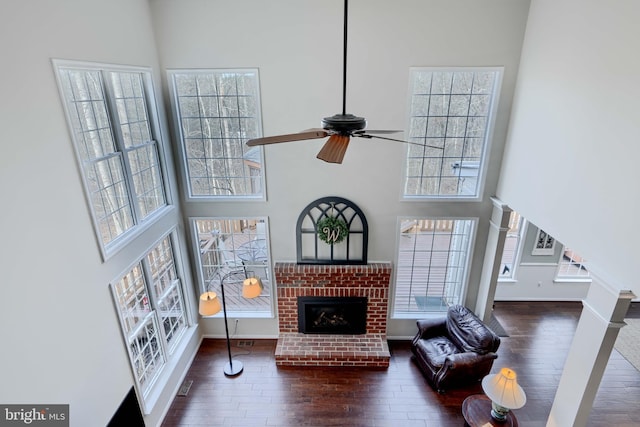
[199,271,264,376]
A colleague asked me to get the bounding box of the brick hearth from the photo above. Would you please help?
[274,262,392,368]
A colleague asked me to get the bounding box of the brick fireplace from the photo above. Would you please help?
[274,262,392,368]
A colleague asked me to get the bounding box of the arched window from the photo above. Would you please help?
[296,197,368,264]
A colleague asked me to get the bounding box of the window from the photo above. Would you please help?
[556,247,590,281]
[194,218,272,316]
[393,218,475,317]
[54,61,168,257]
[111,234,189,412]
[403,68,502,199]
[499,211,526,280]
[168,70,264,199]
[531,228,556,255]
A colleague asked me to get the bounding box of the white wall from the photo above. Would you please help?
[497,0,640,295]
[150,0,532,337]
[0,1,198,426]
[497,264,590,301]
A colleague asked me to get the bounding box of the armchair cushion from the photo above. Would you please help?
[413,336,460,369]
[411,304,500,392]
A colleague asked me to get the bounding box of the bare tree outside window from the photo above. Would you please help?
[404,68,502,199]
[169,70,264,198]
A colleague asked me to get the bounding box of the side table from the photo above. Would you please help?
[462,394,518,427]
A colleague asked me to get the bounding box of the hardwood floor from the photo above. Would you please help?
[161,302,640,427]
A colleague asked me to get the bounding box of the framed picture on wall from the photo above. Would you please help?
[532,229,556,255]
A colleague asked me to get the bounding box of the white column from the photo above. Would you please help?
[547,277,635,427]
[475,197,511,322]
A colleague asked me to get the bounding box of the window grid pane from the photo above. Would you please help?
[114,264,151,334]
[394,219,474,316]
[129,317,165,393]
[146,237,188,351]
[127,144,165,218]
[147,237,178,295]
[85,155,134,245]
[59,69,117,161]
[404,68,500,198]
[156,286,186,349]
[195,218,271,314]
[557,248,590,279]
[110,72,153,148]
[110,71,166,220]
[171,70,263,197]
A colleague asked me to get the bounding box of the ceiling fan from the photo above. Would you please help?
[246,0,441,164]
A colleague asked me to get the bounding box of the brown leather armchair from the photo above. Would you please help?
[411,304,500,393]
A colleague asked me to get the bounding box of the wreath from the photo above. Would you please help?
[317,216,349,244]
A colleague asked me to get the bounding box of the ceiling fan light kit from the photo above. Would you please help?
[246,0,437,164]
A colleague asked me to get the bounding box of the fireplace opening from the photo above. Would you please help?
[298,296,367,334]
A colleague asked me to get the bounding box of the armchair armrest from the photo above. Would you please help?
[444,351,498,370]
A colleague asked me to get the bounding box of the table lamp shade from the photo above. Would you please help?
[242,277,263,299]
[199,291,222,316]
[482,367,527,409]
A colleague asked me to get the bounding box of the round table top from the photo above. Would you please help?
[237,239,268,262]
[462,394,518,427]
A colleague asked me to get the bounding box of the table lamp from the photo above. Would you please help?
[481,367,527,421]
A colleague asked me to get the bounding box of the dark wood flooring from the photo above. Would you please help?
[161,302,640,427]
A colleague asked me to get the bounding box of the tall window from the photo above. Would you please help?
[393,218,475,317]
[499,211,526,280]
[55,62,168,257]
[403,68,502,199]
[556,247,590,280]
[194,218,272,315]
[111,234,189,412]
[168,69,264,199]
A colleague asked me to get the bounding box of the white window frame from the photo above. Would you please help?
[192,217,273,317]
[167,69,266,201]
[498,211,527,281]
[53,60,172,260]
[555,246,592,283]
[402,67,503,201]
[392,217,476,318]
[110,231,192,414]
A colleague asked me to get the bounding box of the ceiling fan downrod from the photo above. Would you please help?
[342,0,348,117]
[321,0,367,135]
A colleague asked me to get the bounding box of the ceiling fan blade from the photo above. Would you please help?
[302,128,330,133]
[354,129,402,135]
[246,130,328,146]
[316,134,350,164]
[354,133,444,150]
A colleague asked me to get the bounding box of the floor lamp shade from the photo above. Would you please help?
[199,291,222,316]
[242,277,263,299]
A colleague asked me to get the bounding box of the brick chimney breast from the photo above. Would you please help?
[273,262,392,367]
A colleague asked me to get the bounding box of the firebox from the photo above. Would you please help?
[297,296,367,334]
